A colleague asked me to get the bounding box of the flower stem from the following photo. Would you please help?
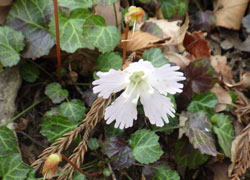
[53,0,62,81]
[122,23,129,65]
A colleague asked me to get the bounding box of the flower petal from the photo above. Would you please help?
[140,90,175,127]
[125,59,154,74]
[105,93,138,129]
[93,69,128,99]
[150,64,185,95]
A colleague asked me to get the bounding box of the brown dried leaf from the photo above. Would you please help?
[211,83,232,112]
[121,31,161,51]
[209,162,230,180]
[165,51,190,67]
[95,1,122,29]
[211,55,233,83]
[0,0,12,6]
[230,124,250,179]
[240,72,250,89]
[214,0,250,30]
[183,32,211,60]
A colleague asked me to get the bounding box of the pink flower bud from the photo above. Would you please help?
[125,6,145,24]
[42,153,62,179]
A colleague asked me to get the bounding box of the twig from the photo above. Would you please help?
[58,97,111,179]
[53,0,62,81]
[113,3,118,28]
[32,97,111,179]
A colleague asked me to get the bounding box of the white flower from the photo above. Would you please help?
[93,59,185,129]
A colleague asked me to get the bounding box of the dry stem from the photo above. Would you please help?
[31,97,111,178]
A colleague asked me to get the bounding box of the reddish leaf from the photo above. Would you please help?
[103,137,134,170]
[183,32,211,60]
[182,59,218,98]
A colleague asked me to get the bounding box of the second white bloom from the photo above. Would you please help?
[93,59,185,129]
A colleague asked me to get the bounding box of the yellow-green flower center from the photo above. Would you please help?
[130,71,145,85]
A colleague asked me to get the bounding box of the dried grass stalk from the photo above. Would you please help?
[230,123,250,180]
[31,97,111,175]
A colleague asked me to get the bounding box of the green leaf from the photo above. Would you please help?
[105,124,124,137]
[59,99,86,122]
[0,126,18,158]
[40,115,78,142]
[211,114,234,157]
[20,63,40,83]
[129,129,163,164]
[88,138,99,150]
[143,48,168,67]
[73,172,86,180]
[50,12,85,53]
[71,9,106,26]
[0,153,32,180]
[187,92,217,115]
[0,26,25,67]
[59,0,93,10]
[160,0,188,19]
[181,112,218,156]
[83,25,120,53]
[96,52,122,72]
[7,0,55,59]
[139,0,151,3]
[153,167,180,180]
[152,117,178,135]
[174,139,209,169]
[45,83,69,104]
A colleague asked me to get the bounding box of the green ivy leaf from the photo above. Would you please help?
[153,167,180,180]
[0,26,25,67]
[96,52,122,72]
[174,139,209,169]
[59,99,86,122]
[143,48,168,67]
[59,0,93,10]
[71,9,106,26]
[0,126,18,158]
[83,25,120,53]
[50,12,85,53]
[20,63,40,83]
[7,0,55,59]
[45,83,69,104]
[105,124,124,137]
[187,92,217,115]
[88,138,99,150]
[160,0,188,19]
[73,172,86,180]
[211,114,234,157]
[40,115,78,142]
[0,154,32,180]
[152,117,178,135]
[129,129,163,164]
[181,112,218,156]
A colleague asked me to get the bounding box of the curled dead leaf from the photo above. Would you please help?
[211,83,232,112]
[211,55,233,83]
[165,51,190,67]
[121,31,161,52]
[183,32,211,60]
[214,0,250,30]
[230,124,250,179]
[240,72,250,89]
